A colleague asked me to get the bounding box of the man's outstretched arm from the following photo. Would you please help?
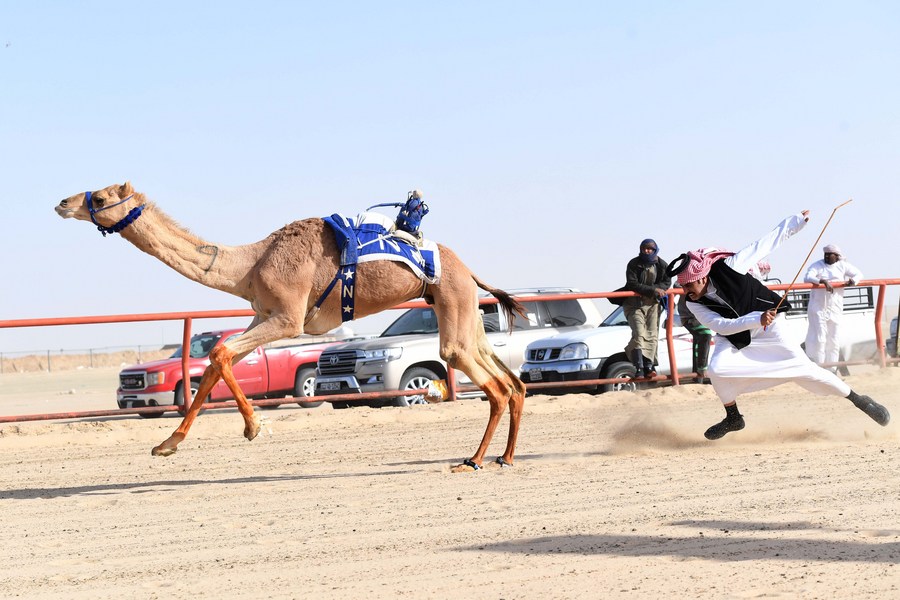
[725,211,810,274]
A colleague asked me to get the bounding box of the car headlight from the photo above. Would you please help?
[146,372,165,386]
[361,347,402,361]
[559,343,588,360]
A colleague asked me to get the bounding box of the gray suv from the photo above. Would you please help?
[315,288,603,408]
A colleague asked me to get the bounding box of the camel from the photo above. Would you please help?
[55,182,527,472]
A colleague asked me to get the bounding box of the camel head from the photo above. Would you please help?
[56,182,144,236]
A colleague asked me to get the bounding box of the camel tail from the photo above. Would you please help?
[472,274,526,334]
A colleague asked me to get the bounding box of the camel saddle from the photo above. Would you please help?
[313,212,441,322]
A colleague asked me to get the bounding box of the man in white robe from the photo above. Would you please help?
[668,212,889,440]
[803,244,863,369]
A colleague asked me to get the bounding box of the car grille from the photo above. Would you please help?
[119,372,146,390]
[318,350,360,375]
[527,348,562,362]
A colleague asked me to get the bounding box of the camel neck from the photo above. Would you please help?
[119,204,262,299]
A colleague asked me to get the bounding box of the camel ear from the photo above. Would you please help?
[119,181,134,197]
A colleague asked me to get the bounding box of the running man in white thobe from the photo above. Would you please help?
[667,212,889,440]
[803,244,863,368]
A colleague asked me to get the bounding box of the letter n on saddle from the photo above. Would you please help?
[318,214,359,322]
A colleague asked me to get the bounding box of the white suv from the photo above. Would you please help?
[315,288,603,408]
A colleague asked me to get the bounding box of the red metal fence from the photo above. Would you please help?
[2,281,898,424]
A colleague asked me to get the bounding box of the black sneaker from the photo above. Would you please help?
[704,415,745,440]
[851,395,890,426]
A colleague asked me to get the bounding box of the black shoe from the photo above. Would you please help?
[851,395,890,426]
[704,415,745,440]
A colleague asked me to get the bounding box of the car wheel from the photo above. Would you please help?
[137,404,165,419]
[600,361,638,393]
[174,380,208,414]
[394,367,440,407]
[294,367,323,408]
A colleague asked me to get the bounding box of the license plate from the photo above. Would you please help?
[528,369,543,381]
[319,381,341,391]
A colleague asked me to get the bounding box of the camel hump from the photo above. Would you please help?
[472,274,526,333]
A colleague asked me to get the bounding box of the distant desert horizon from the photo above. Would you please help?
[0,348,172,374]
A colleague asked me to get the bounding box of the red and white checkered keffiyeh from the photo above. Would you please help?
[677,248,735,285]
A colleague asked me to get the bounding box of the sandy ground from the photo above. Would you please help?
[1,366,899,599]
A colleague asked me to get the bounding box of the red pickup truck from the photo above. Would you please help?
[116,328,342,417]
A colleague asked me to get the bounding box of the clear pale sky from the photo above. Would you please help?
[1,2,898,354]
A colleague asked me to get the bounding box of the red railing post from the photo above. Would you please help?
[874,284,887,368]
[179,317,193,415]
[446,367,458,402]
[666,292,680,386]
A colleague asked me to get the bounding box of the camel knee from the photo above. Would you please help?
[439,346,464,369]
[511,376,526,397]
[209,345,236,368]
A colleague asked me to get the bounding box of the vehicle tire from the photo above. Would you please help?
[393,367,440,407]
[174,380,208,413]
[137,404,165,419]
[599,361,638,393]
[294,367,323,408]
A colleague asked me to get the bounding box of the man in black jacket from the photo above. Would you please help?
[623,239,671,378]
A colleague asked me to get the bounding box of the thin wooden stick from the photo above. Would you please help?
[773,198,854,313]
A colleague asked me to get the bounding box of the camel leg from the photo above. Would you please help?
[444,334,524,473]
[151,365,222,456]
[201,314,305,441]
[207,344,261,441]
[151,343,262,457]
[463,378,511,467]
[491,357,526,465]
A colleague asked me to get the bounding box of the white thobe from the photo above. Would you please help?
[687,213,851,404]
[803,258,864,365]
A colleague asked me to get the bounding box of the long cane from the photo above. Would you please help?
[772,198,854,315]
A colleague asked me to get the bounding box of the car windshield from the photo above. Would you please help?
[600,306,629,327]
[169,333,222,358]
[381,308,440,337]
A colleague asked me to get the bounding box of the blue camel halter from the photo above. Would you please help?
[85,190,145,236]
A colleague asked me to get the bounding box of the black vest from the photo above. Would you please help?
[694,260,790,349]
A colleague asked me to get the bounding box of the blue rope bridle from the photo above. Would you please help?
[85,190,144,237]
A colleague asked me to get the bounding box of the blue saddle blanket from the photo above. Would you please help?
[323,212,441,283]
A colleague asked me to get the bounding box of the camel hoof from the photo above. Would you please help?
[450,460,481,473]
[152,433,184,456]
[151,444,177,457]
[244,414,261,441]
